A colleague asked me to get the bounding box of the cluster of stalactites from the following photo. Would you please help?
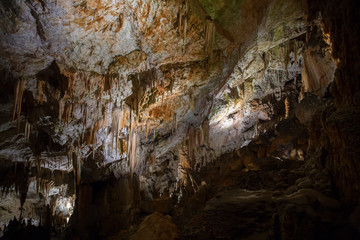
[60,65,183,180]
[111,108,127,152]
[58,71,112,127]
[36,178,55,205]
[187,118,211,168]
[0,163,28,200]
[178,118,212,192]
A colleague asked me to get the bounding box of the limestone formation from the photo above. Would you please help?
[0,0,359,239]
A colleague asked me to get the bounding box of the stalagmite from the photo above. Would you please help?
[12,79,26,130]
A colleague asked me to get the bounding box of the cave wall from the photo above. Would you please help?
[304,0,360,206]
[0,0,359,239]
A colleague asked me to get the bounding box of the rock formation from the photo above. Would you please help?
[0,0,359,239]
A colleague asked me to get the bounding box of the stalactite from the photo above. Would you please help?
[205,18,216,60]
[284,41,291,77]
[92,121,100,158]
[24,120,31,139]
[188,125,196,165]
[188,172,199,192]
[99,76,105,103]
[172,112,177,134]
[294,41,298,68]
[131,129,138,173]
[170,77,175,94]
[115,115,121,155]
[67,74,74,96]
[88,73,92,94]
[285,96,290,119]
[37,80,45,104]
[189,88,194,110]
[83,72,89,94]
[196,128,202,152]
[68,144,74,168]
[126,109,140,175]
[111,108,122,153]
[145,119,150,141]
[110,111,116,151]
[64,103,72,125]
[178,145,190,187]
[12,79,26,130]
[87,125,93,146]
[35,156,41,194]
[179,6,183,37]
[177,0,189,53]
[202,118,210,146]
[82,106,87,142]
[183,8,187,53]
[59,97,65,125]
[73,154,81,186]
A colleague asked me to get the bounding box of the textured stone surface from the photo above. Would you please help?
[0,0,359,239]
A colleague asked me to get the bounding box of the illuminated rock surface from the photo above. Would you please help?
[0,0,359,239]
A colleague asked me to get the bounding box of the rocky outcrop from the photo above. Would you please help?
[130,212,179,240]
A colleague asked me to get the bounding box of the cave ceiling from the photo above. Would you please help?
[0,0,342,232]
